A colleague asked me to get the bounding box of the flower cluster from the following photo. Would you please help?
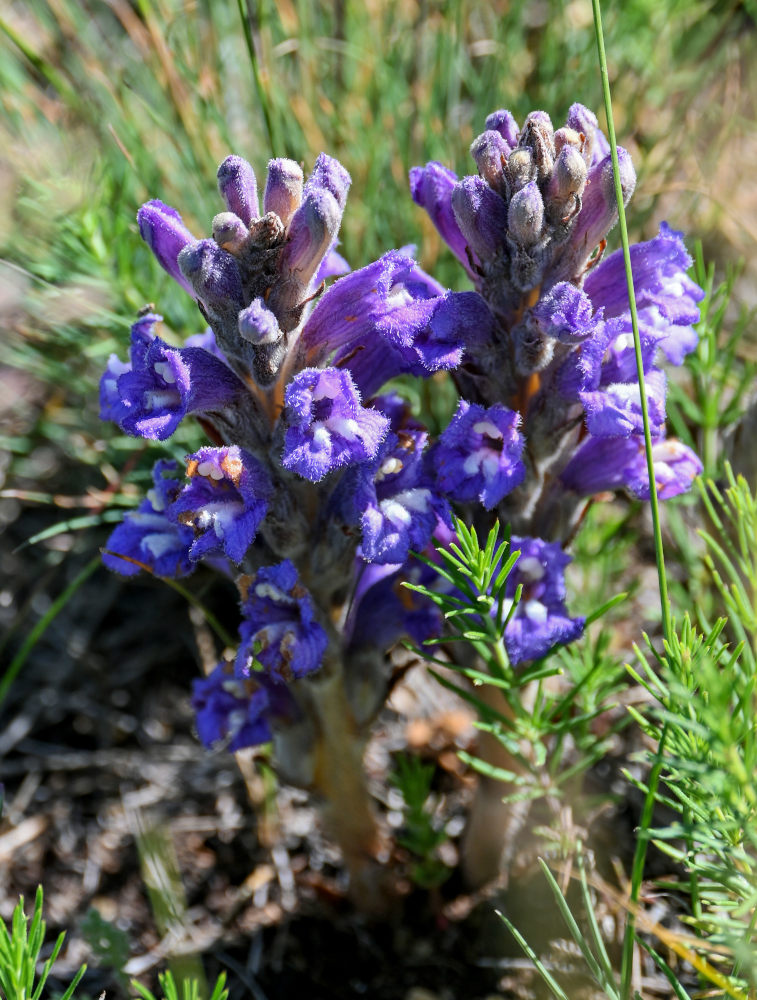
[101,151,482,763]
[411,104,703,540]
[101,103,703,771]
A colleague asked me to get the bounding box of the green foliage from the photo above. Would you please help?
[499,851,634,1000]
[626,471,757,994]
[405,518,626,806]
[389,754,450,889]
[132,970,228,1000]
[666,253,757,479]
[0,888,86,1000]
[80,909,130,992]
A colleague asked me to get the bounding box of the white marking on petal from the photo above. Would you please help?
[329,416,360,440]
[472,420,503,439]
[153,361,176,383]
[518,556,545,581]
[524,599,548,623]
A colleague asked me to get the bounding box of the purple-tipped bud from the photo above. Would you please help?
[470,130,510,193]
[571,148,636,257]
[548,146,588,201]
[178,239,245,309]
[282,187,342,287]
[546,146,587,225]
[137,200,196,296]
[566,103,608,164]
[485,109,520,148]
[451,175,508,261]
[524,109,553,133]
[239,298,282,345]
[409,162,474,273]
[212,212,249,254]
[305,152,351,210]
[506,148,534,192]
[217,155,259,226]
[263,158,304,226]
[519,112,555,182]
[554,127,583,155]
[507,181,545,248]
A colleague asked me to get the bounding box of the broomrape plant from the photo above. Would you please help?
[100,98,703,900]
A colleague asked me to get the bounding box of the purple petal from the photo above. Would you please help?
[282,367,390,482]
[137,200,196,296]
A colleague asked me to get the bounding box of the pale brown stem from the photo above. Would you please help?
[461,681,537,889]
[309,669,388,909]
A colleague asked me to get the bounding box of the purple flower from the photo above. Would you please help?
[580,368,667,438]
[301,251,492,396]
[337,397,450,564]
[345,559,440,652]
[315,245,350,283]
[561,436,702,500]
[102,460,194,578]
[584,223,704,365]
[504,537,585,665]
[192,661,272,750]
[100,315,245,441]
[529,283,602,344]
[282,367,390,482]
[236,561,328,682]
[170,446,271,564]
[432,401,525,509]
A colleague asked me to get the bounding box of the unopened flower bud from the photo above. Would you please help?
[506,148,534,192]
[451,175,508,261]
[519,111,555,182]
[546,146,587,225]
[305,153,351,210]
[239,298,282,346]
[239,299,286,386]
[137,200,195,296]
[217,155,260,227]
[178,239,245,310]
[212,212,249,254]
[573,147,636,253]
[263,158,304,227]
[470,130,510,193]
[507,181,545,248]
[283,187,342,287]
[554,127,583,155]
[485,109,519,148]
[566,103,605,165]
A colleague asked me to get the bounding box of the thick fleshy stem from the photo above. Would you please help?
[308,663,388,910]
[460,682,537,888]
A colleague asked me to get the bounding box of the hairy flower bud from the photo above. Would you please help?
[137,200,196,296]
[238,298,286,386]
[566,103,607,165]
[507,181,545,248]
[263,158,304,227]
[470,130,509,195]
[546,145,587,225]
[451,175,508,261]
[282,187,342,286]
[305,152,351,210]
[485,108,519,148]
[212,212,250,254]
[178,238,245,311]
[217,155,260,226]
[506,148,534,193]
